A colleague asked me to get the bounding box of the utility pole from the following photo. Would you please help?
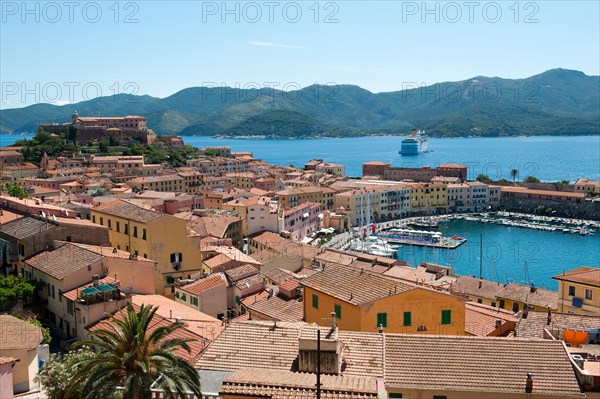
[316,329,321,399]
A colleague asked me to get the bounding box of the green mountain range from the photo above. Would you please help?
[1,68,598,138]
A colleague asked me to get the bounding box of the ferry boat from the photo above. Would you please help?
[399,129,428,155]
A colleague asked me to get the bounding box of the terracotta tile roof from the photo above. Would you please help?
[300,263,414,305]
[279,277,300,293]
[87,304,207,364]
[180,273,227,295]
[0,356,18,365]
[0,216,57,240]
[465,302,517,336]
[62,276,119,301]
[224,264,259,284]
[516,310,600,339]
[93,199,162,223]
[240,289,270,307]
[203,254,232,271]
[553,267,600,287]
[197,321,385,378]
[384,334,584,397]
[496,283,558,310]
[221,369,378,399]
[452,275,506,300]
[234,273,263,290]
[0,315,43,350]
[247,295,304,322]
[265,268,296,285]
[131,294,223,340]
[24,242,102,280]
[212,246,262,266]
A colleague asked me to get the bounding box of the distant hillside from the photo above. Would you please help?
[1,69,598,138]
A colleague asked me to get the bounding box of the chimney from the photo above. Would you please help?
[330,312,336,330]
[478,279,482,289]
[523,305,529,319]
[546,308,552,325]
[175,317,181,324]
[495,319,502,329]
[525,373,533,393]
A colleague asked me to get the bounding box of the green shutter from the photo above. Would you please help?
[377,312,387,328]
[389,394,403,398]
[235,295,240,305]
[166,276,175,284]
[334,304,341,320]
[312,294,319,309]
[403,311,411,327]
[442,310,451,325]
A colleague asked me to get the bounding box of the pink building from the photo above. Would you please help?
[74,115,147,131]
[280,201,321,241]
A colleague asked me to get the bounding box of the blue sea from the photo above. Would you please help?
[397,220,600,291]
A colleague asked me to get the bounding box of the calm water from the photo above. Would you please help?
[5,134,599,182]
[396,220,600,291]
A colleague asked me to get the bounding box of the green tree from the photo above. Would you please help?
[67,303,201,399]
[98,140,110,154]
[524,175,540,183]
[12,311,52,344]
[0,275,36,303]
[1,182,29,199]
[510,168,519,183]
[556,180,570,185]
[37,347,118,399]
[476,174,492,183]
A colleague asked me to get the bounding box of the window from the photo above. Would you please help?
[18,243,25,256]
[170,253,183,263]
[181,293,186,301]
[441,310,451,325]
[568,286,576,296]
[389,394,402,398]
[175,291,180,299]
[334,304,342,320]
[58,289,62,303]
[312,294,319,309]
[67,300,74,315]
[512,302,520,312]
[142,228,147,240]
[377,313,388,328]
[585,289,593,300]
[403,311,411,327]
[499,299,505,309]
[107,219,111,229]
[433,396,448,399]
[491,301,496,307]
[124,224,129,234]
[100,217,103,226]
[477,298,482,304]
[116,221,120,232]
[92,215,96,223]
[133,226,138,237]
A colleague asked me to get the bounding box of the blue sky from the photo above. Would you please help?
[1,1,599,108]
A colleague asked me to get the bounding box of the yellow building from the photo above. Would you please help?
[276,186,336,210]
[301,263,466,335]
[553,267,600,316]
[90,199,203,296]
[495,283,558,313]
[408,182,448,214]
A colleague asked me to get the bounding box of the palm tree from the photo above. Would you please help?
[67,303,201,399]
[510,168,519,184]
